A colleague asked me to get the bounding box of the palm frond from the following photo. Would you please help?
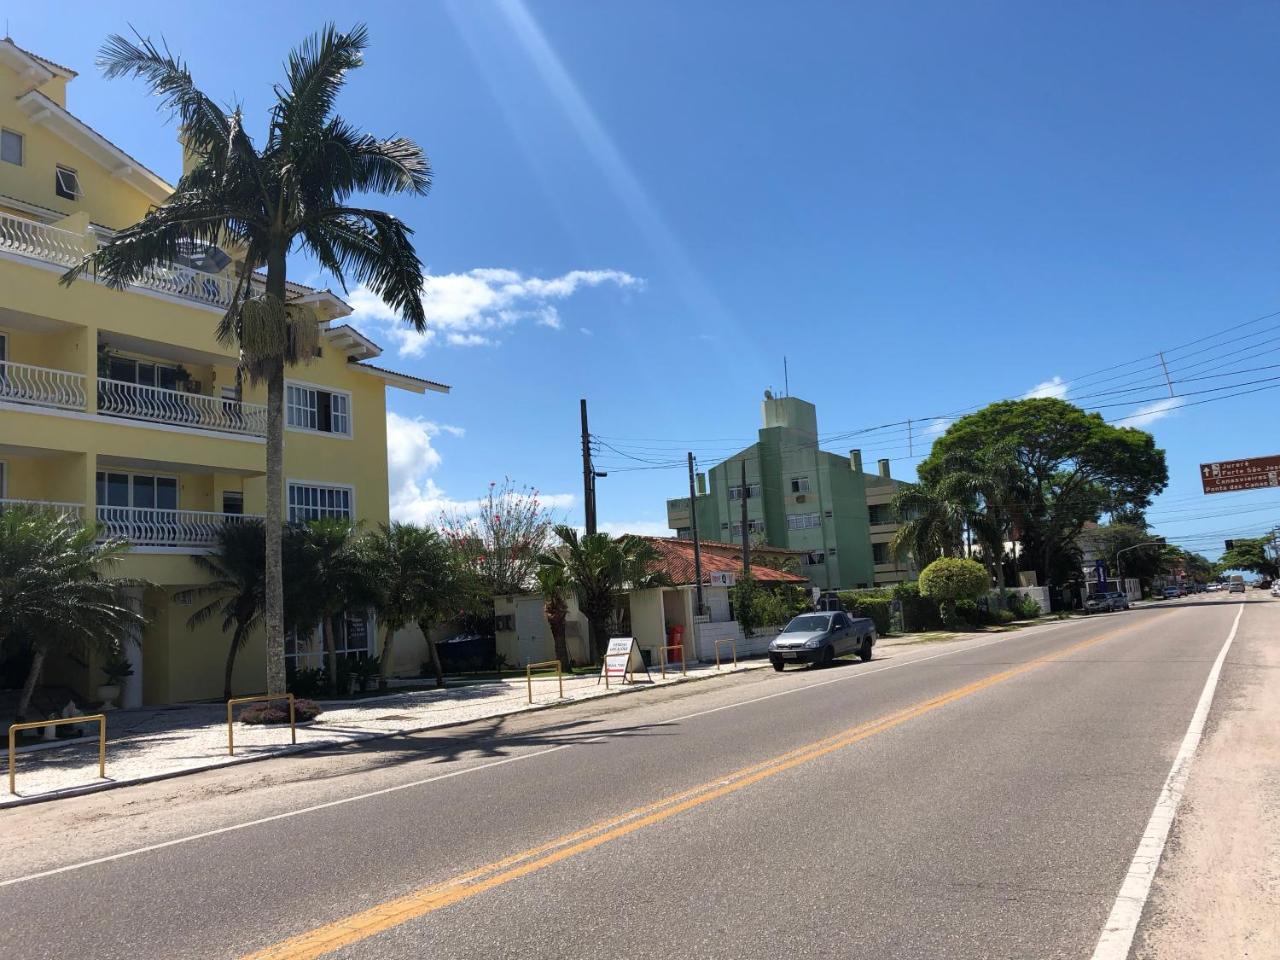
[274,24,368,152]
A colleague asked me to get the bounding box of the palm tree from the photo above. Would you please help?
[535,564,570,669]
[363,522,459,689]
[889,482,965,570]
[175,520,266,700]
[61,24,430,695]
[294,519,372,695]
[0,507,146,720]
[538,527,669,663]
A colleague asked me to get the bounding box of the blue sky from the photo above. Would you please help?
[17,2,1280,558]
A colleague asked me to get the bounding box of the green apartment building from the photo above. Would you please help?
[666,394,915,590]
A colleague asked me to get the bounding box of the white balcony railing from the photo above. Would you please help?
[0,360,87,410]
[97,378,266,437]
[96,506,262,549]
[0,210,236,309]
[0,498,84,518]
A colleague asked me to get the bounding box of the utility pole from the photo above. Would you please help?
[580,398,596,535]
[1158,352,1175,398]
[688,452,704,616]
[740,458,751,577]
[810,441,833,593]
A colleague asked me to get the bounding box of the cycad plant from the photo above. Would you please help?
[0,507,145,720]
[61,24,430,695]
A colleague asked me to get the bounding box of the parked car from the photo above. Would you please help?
[1161,586,1180,600]
[1086,591,1129,613]
[769,611,876,670]
[1270,583,1280,598]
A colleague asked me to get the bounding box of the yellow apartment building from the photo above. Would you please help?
[0,39,446,706]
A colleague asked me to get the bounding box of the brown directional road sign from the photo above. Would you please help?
[1200,455,1280,494]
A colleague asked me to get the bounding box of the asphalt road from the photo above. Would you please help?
[0,594,1257,959]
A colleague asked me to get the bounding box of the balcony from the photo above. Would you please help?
[0,498,84,518]
[96,506,262,549]
[0,210,236,310]
[0,359,86,411]
[97,378,266,437]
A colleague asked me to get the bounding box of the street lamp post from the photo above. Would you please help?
[1115,539,1165,596]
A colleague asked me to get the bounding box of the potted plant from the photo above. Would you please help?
[97,650,134,710]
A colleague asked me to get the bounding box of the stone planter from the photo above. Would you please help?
[97,683,121,710]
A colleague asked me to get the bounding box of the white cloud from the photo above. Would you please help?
[595,519,674,538]
[923,417,952,437]
[1120,396,1184,427]
[348,267,641,356]
[579,327,593,336]
[385,413,575,524]
[1023,376,1069,400]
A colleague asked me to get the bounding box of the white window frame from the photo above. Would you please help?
[787,512,821,531]
[286,608,374,671]
[790,477,811,494]
[285,379,353,438]
[55,165,82,200]
[0,129,21,166]
[95,470,180,510]
[728,481,760,502]
[287,480,355,523]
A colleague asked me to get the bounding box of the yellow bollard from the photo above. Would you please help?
[226,693,296,757]
[8,714,107,795]
[525,660,564,704]
[714,638,738,671]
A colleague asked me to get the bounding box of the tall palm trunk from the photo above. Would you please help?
[322,615,339,695]
[223,628,244,702]
[15,644,47,722]
[379,624,398,684]
[417,619,444,688]
[263,251,288,696]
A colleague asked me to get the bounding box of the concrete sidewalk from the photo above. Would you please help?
[2,657,770,807]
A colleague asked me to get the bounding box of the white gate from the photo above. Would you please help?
[515,598,549,665]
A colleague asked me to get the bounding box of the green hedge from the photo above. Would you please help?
[838,591,894,635]
[892,581,944,632]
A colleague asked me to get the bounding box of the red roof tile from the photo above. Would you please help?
[636,537,808,586]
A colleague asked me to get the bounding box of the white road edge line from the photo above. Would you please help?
[0,616,1088,889]
[1090,601,1245,960]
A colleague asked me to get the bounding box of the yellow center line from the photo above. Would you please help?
[242,621,1145,960]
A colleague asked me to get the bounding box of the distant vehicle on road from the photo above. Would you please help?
[1161,586,1180,600]
[1270,583,1280,598]
[769,611,876,670]
[1229,582,1246,594]
[1085,591,1129,613]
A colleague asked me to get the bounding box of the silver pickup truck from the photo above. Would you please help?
[768,611,877,671]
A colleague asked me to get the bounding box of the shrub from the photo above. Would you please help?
[919,558,990,629]
[893,581,943,632]
[1007,593,1042,619]
[992,608,1016,625]
[288,667,325,698]
[838,592,894,636]
[239,698,322,725]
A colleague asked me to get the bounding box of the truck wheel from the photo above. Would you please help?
[859,637,873,662]
[818,645,835,668]
[770,656,785,672]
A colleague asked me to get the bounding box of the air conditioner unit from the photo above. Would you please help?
[795,494,807,503]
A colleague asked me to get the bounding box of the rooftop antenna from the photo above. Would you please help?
[783,356,789,397]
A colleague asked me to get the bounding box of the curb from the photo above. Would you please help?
[1,660,770,810]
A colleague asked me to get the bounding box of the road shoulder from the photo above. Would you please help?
[1134,599,1280,958]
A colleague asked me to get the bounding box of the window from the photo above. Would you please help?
[106,356,180,390]
[728,482,760,501]
[868,504,894,526]
[790,477,810,494]
[96,471,178,510]
[675,526,692,539]
[286,609,373,672]
[1,129,22,166]
[55,165,82,200]
[828,548,837,555]
[287,382,351,436]
[288,482,353,522]
[495,614,514,632]
[222,491,244,516]
[730,519,766,537]
[787,512,821,530]
[803,551,825,566]
[872,543,891,564]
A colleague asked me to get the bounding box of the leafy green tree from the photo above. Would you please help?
[0,507,146,720]
[1216,536,1278,580]
[923,398,1168,586]
[63,24,431,696]
[1087,524,1165,587]
[918,557,990,629]
[176,520,267,700]
[889,482,965,568]
[362,522,461,688]
[538,527,669,662]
